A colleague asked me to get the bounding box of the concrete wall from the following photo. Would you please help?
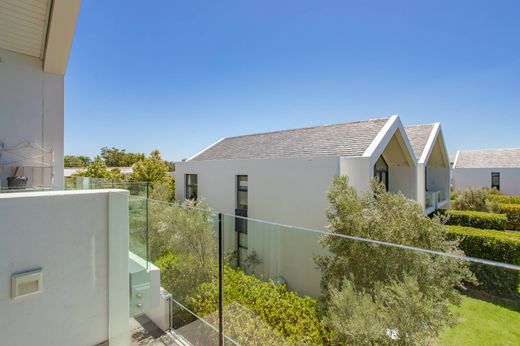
[0,48,64,188]
[0,190,129,346]
[453,168,520,196]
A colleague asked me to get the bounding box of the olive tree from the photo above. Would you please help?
[316,176,474,345]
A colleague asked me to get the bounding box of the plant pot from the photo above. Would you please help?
[7,176,28,189]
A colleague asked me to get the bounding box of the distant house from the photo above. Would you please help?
[405,123,451,213]
[176,115,419,297]
[452,148,520,195]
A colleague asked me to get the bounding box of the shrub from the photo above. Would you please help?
[451,188,500,213]
[445,210,507,230]
[317,177,474,345]
[189,266,327,345]
[489,194,520,205]
[447,226,520,299]
[500,204,520,231]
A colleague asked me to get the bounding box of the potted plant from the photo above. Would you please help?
[7,167,28,189]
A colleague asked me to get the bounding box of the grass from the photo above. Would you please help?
[437,296,520,346]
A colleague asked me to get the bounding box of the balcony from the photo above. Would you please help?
[1,184,518,345]
[425,189,450,214]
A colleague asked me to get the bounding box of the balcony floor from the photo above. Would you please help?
[130,315,178,346]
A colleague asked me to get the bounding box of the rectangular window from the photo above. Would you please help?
[185,174,198,200]
[236,175,248,210]
[491,172,500,191]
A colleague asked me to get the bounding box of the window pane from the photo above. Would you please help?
[238,175,248,189]
[186,174,197,185]
[237,190,248,209]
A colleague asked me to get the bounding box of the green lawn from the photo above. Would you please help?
[437,296,520,346]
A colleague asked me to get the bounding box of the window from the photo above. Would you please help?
[491,172,500,191]
[185,174,198,200]
[235,175,248,266]
[236,175,248,210]
[374,155,389,191]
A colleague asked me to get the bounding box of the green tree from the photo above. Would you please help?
[80,156,110,178]
[130,149,175,201]
[100,147,144,167]
[316,176,474,345]
[64,155,91,168]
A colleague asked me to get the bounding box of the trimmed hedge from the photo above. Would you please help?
[500,204,520,231]
[448,226,520,299]
[445,210,507,230]
[489,195,520,205]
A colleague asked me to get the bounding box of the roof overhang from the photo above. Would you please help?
[418,123,450,167]
[363,115,417,167]
[0,0,81,75]
[43,0,82,75]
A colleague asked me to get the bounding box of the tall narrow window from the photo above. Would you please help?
[236,175,248,267]
[491,172,500,191]
[185,174,198,200]
[374,155,389,191]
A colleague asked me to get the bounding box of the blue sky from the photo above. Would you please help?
[65,0,520,161]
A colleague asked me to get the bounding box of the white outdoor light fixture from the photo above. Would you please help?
[11,269,43,299]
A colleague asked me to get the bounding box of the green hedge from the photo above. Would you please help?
[445,210,507,230]
[189,266,327,345]
[489,195,520,205]
[448,226,520,299]
[499,204,520,231]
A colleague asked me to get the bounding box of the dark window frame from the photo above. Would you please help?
[185,174,198,200]
[374,155,389,192]
[491,172,500,191]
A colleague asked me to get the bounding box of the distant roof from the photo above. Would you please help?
[455,148,520,168]
[404,124,435,159]
[189,117,391,161]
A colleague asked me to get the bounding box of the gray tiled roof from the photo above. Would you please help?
[405,124,435,159]
[455,148,520,168]
[190,117,390,161]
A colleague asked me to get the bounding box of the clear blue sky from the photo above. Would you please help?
[65,0,520,162]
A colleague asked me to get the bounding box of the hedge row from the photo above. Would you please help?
[500,204,520,231]
[489,194,520,205]
[445,210,507,230]
[447,225,520,298]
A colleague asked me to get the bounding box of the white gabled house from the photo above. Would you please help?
[176,115,418,296]
[452,148,520,196]
[405,123,451,214]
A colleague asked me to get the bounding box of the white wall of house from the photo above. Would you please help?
[453,168,520,196]
[176,156,339,297]
[0,48,64,188]
[0,190,129,346]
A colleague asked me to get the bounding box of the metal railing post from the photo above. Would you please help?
[218,213,224,346]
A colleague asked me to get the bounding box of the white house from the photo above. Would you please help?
[452,148,520,195]
[405,123,451,213]
[176,115,418,296]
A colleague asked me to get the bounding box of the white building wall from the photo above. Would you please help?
[176,156,340,297]
[339,156,371,195]
[0,190,129,346]
[453,167,520,196]
[389,165,416,198]
[0,48,64,188]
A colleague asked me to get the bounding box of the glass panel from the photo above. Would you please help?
[237,190,248,209]
[147,199,220,345]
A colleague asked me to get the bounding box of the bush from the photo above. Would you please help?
[500,204,520,231]
[489,194,520,205]
[447,226,520,299]
[445,210,507,230]
[451,188,500,212]
[317,177,474,345]
[189,266,327,345]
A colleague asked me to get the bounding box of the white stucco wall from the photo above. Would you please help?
[453,168,520,196]
[0,190,129,346]
[0,48,64,188]
[176,156,339,297]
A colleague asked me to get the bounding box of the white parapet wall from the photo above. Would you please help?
[0,189,129,346]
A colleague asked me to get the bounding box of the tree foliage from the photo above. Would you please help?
[64,155,91,168]
[130,149,175,201]
[316,176,475,345]
[100,146,144,167]
[452,188,500,213]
